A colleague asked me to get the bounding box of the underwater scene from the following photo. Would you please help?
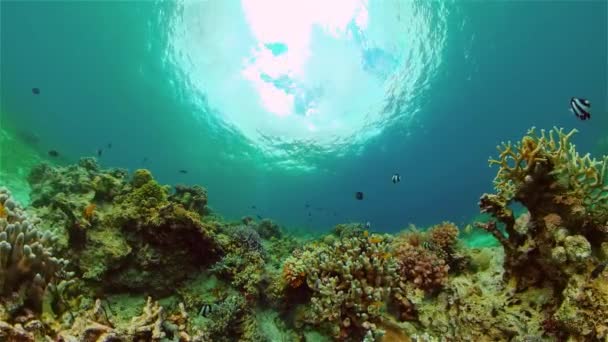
[0,0,607,341]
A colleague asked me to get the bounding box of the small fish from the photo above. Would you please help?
[392,173,401,184]
[591,262,607,279]
[32,87,40,95]
[365,221,371,229]
[107,143,112,149]
[199,303,213,317]
[422,241,436,251]
[142,157,148,163]
[97,149,102,157]
[256,214,262,220]
[305,203,310,208]
[355,191,364,200]
[48,150,59,157]
[308,212,311,217]
[251,205,257,209]
[570,97,591,121]
[179,170,188,174]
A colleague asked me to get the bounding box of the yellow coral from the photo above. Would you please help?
[490,127,608,213]
[0,203,6,219]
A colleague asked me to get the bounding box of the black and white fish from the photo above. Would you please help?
[199,303,214,317]
[391,173,401,184]
[422,241,436,250]
[365,221,371,229]
[570,97,591,121]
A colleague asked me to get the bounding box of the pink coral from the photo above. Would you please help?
[429,221,459,250]
[394,243,449,292]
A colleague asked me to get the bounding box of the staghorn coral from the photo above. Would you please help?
[56,296,192,341]
[0,187,69,314]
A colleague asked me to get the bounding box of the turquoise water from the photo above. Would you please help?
[1,0,606,232]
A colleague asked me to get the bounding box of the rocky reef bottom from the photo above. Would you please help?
[0,126,607,342]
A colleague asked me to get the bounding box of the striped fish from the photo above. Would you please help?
[199,303,214,317]
[570,97,591,121]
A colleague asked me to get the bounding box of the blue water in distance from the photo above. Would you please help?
[1,0,606,233]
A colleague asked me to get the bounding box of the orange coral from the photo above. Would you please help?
[0,203,6,219]
[83,203,96,221]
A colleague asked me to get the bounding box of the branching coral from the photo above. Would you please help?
[428,221,459,252]
[489,127,607,221]
[393,243,449,292]
[479,127,608,287]
[56,297,192,341]
[0,187,69,314]
[283,233,397,340]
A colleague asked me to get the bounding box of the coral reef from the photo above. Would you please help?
[1,126,606,341]
[169,184,208,216]
[282,232,397,340]
[476,127,608,338]
[0,187,69,315]
[25,160,220,296]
